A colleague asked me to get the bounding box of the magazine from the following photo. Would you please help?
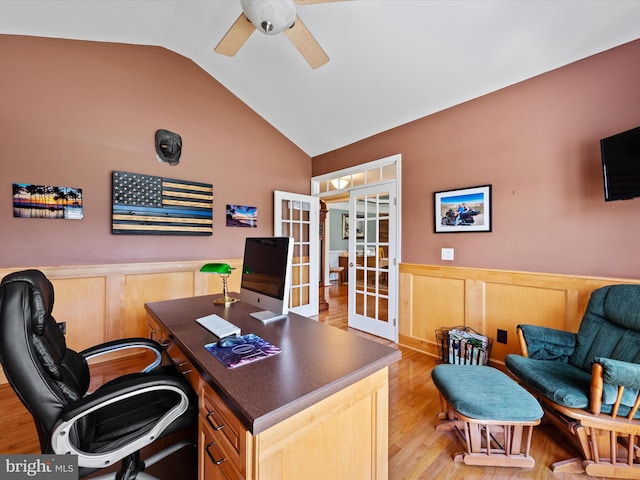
[205,334,281,369]
[447,328,489,365]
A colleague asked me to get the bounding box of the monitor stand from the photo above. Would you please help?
[249,310,288,323]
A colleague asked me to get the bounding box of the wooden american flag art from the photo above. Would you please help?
[112,171,213,235]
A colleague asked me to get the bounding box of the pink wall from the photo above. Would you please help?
[0,35,311,268]
[4,35,639,279]
[313,39,640,280]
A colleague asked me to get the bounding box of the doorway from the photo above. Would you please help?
[274,190,319,318]
[312,155,401,342]
[348,182,396,340]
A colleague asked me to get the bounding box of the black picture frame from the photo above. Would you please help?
[434,184,492,233]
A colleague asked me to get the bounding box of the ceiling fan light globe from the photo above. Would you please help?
[240,0,296,35]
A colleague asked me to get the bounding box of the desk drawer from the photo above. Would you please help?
[166,341,200,392]
[200,382,247,475]
[147,317,170,347]
[200,415,243,480]
[147,316,199,390]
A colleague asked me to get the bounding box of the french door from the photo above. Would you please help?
[348,183,397,341]
[274,191,319,317]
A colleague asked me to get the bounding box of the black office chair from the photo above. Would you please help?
[0,269,197,480]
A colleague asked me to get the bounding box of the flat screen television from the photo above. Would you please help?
[601,125,640,201]
[239,237,294,323]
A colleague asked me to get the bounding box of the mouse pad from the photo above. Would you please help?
[205,334,281,369]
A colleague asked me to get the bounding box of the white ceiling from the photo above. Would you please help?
[2,0,640,157]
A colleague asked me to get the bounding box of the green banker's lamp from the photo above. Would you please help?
[200,263,238,305]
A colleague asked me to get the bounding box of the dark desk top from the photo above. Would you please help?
[145,295,401,435]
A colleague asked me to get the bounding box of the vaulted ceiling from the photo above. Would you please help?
[2,0,640,156]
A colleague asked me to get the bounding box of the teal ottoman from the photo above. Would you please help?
[432,364,543,468]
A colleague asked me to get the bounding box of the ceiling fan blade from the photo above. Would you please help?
[284,16,329,69]
[214,13,256,57]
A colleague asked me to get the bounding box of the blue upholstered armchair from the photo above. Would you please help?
[506,284,640,478]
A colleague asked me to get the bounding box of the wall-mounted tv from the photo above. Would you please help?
[601,125,640,201]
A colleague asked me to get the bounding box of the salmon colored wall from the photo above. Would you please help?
[312,39,640,280]
[0,35,311,268]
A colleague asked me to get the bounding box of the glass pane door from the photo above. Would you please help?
[348,183,396,341]
[274,191,319,317]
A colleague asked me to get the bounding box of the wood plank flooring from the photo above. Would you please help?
[314,283,599,480]
[1,283,600,479]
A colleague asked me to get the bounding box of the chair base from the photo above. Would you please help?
[85,440,194,480]
[553,456,640,479]
[532,392,640,478]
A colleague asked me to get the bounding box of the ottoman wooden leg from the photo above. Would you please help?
[435,405,539,468]
[454,418,538,468]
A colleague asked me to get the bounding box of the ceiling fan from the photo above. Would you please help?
[214,0,344,69]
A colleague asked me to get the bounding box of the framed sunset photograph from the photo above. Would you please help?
[13,183,83,220]
[226,204,257,227]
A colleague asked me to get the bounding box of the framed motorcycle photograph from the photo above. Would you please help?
[434,184,492,233]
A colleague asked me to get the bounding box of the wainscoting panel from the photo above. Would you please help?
[0,260,242,385]
[410,275,465,341]
[3,261,639,382]
[53,275,107,351]
[484,283,569,360]
[124,271,196,338]
[399,264,640,367]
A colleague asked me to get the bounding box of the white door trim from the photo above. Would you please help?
[312,154,401,342]
[274,191,319,318]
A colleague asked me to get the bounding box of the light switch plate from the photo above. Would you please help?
[441,248,454,261]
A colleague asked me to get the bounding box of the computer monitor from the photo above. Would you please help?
[239,237,294,323]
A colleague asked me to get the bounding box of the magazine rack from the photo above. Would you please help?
[435,326,492,365]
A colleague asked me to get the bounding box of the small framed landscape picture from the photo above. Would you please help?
[434,184,492,233]
[342,214,365,239]
[226,204,257,228]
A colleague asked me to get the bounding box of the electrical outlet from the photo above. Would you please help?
[497,329,507,344]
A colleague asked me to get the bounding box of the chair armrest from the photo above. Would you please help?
[80,338,163,373]
[52,372,193,468]
[60,372,191,419]
[595,357,640,390]
[589,358,640,416]
[517,324,576,361]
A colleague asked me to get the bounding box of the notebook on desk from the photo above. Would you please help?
[204,334,281,369]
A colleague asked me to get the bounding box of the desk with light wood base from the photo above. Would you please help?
[145,295,401,480]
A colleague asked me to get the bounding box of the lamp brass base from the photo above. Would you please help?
[214,295,238,306]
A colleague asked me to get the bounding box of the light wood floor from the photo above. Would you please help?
[0,284,600,479]
[314,283,600,480]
